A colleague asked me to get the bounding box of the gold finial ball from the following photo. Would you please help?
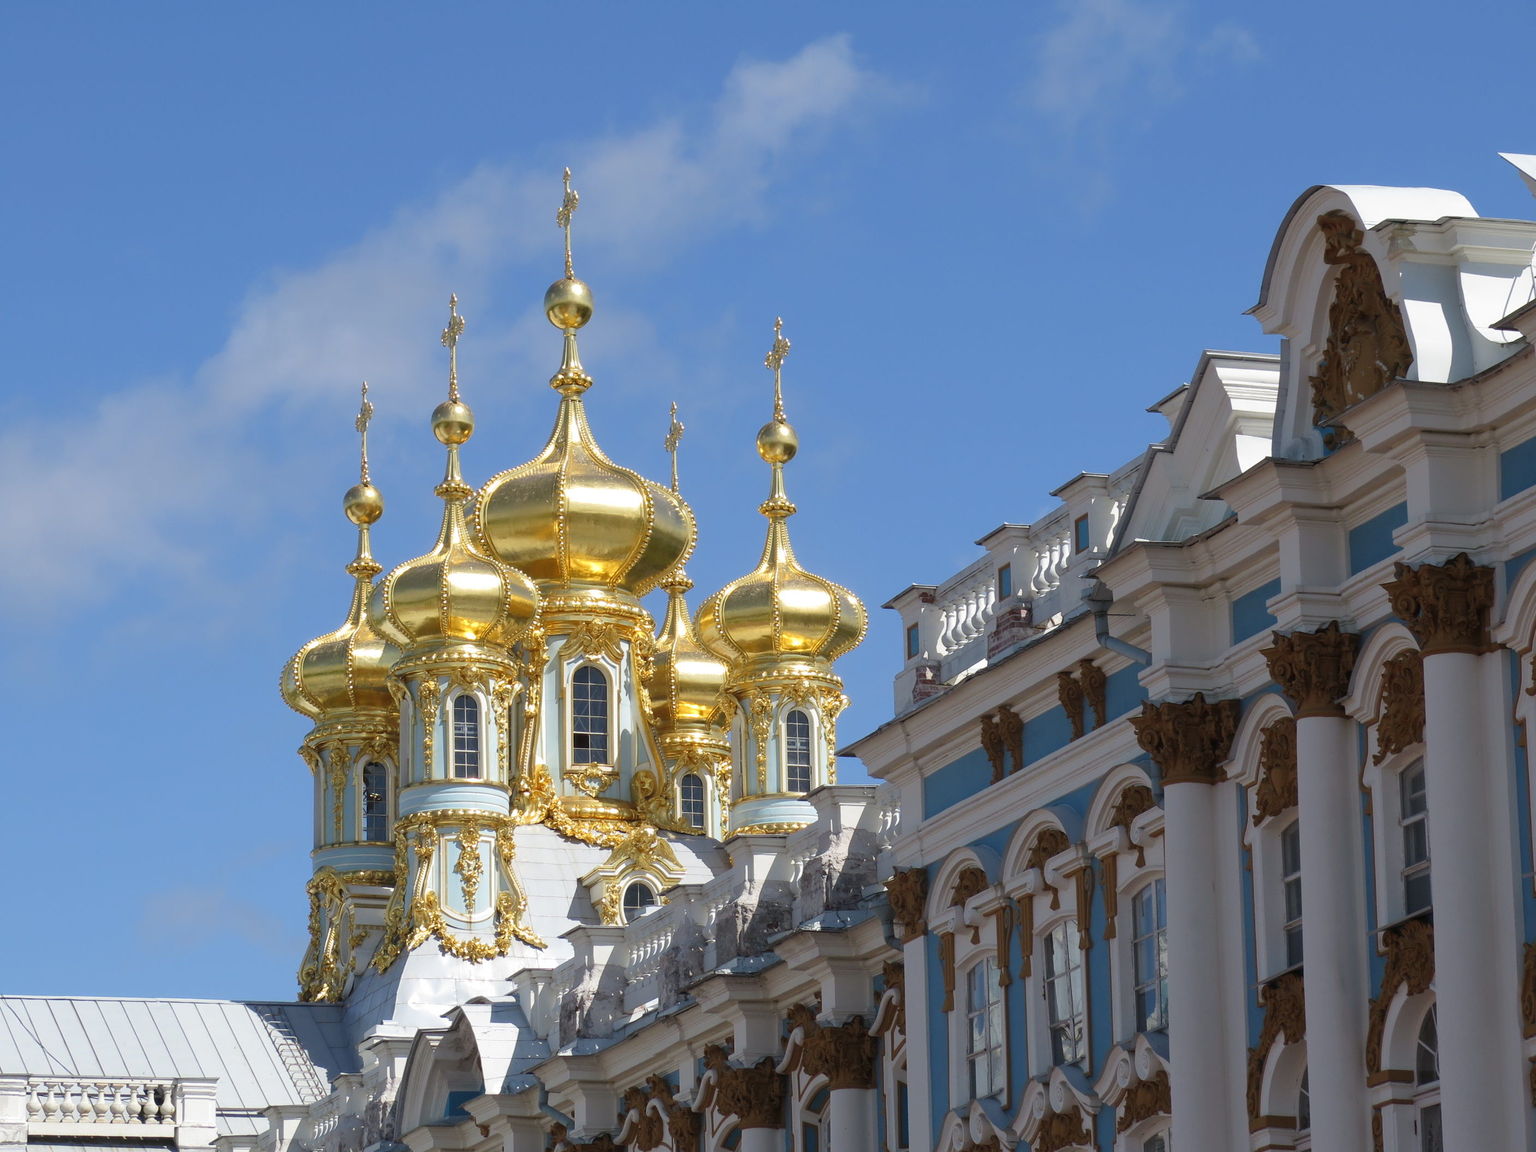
[344,483,384,525]
[432,400,475,445]
[756,419,799,464]
[544,277,593,330]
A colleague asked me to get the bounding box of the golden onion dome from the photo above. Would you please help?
[283,387,403,718]
[371,300,541,651]
[475,287,694,598]
[647,570,729,732]
[696,321,867,668]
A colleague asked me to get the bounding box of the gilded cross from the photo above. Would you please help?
[557,167,580,279]
[355,381,375,484]
[441,294,465,402]
[764,316,791,421]
[664,401,685,493]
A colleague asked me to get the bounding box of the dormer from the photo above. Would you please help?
[1250,183,1536,460]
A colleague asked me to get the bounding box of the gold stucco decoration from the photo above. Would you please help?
[1308,211,1413,440]
[704,1044,785,1130]
[1263,621,1359,718]
[1032,1104,1091,1152]
[1372,650,1425,764]
[1131,694,1240,786]
[1365,917,1434,1077]
[1058,669,1086,740]
[1384,552,1495,656]
[1252,717,1299,826]
[1117,1070,1171,1133]
[1246,970,1306,1127]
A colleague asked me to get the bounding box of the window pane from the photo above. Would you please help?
[680,773,706,830]
[362,761,388,841]
[786,710,813,792]
[572,666,609,764]
[452,696,480,778]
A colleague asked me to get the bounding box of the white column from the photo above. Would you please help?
[1296,713,1371,1152]
[901,932,933,1148]
[827,1088,875,1151]
[1420,650,1525,1149]
[1163,779,1235,1152]
[737,1128,780,1152]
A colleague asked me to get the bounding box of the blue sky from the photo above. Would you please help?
[4,1,1536,1000]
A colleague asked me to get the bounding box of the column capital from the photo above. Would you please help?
[1263,621,1360,718]
[1383,552,1495,655]
[1131,694,1241,785]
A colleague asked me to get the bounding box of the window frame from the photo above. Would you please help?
[963,956,1007,1102]
[1280,818,1304,970]
[1041,918,1089,1068]
[679,772,707,831]
[1399,760,1431,917]
[784,707,814,793]
[450,694,482,780]
[1129,878,1168,1035]
[569,662,614,767]
[360,759,391,842]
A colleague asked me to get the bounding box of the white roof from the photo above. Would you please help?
[0,996,356,1130]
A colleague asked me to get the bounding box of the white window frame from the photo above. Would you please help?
[678,771,708,832]
[783,707,815,793]
[1039,916,1089,1070]
[932,856,1010,1109]
[566,659,617,769]
[1129,879,1168,1035]
[449,692,484,780]
[963,956,1007,1102]
[1364,748,1431,928]
[1279,818,1304,970]
[358,758,393,842]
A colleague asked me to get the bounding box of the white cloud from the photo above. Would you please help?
[0,36,885,615]
[1028,0,1258,132]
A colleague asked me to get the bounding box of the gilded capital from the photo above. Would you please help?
[1131,694,1240,786]
[1383,552,1495,655]
[1252,717,1298,826]
[1263,621,1359,717]
[798,1014,877,1090]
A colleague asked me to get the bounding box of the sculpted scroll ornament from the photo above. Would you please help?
[950,866,989,909]
[1384,553,1495,655]
[1117,1071,1171,1133]
[1108,784,1156,865]
[1252,718,1299,826]
[705,1045,785,1130]
[1308,210,1413,437]
[1373,650,1425,764]
[298,869,354,1002]
[1365,917,1434,1076]
[1131,694,1240,786]
[885,867,928,942]
[981,706,1023,782]
[1058,670,1086,740]
[1263,621,1359,718]
[786,1007,878,1090]
[417,679,442,772]
[1079,659,1107,728]
[645,1075,699,1149]
[1032,1105,1092,1152]
[1246,971,1306,1125]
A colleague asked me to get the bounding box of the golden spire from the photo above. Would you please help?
[344,382,384,580]
[441,294,466,403]
[765,316,791,422]
[665,401,685,494]
[558,166,580,280]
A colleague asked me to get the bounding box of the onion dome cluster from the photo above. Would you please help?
[283,419,402,718]
[476,277,694,598]
[696,411,866,668]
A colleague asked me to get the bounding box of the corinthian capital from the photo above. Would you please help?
[1262,621,1360,717]
[1383,553,1495,655]
[1131,694,1240,786]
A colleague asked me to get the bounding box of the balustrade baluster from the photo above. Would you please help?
[91,1080,111,1121]
[25,1084,42,1122]
[109,1082,128,1124]
[41,1081,61,1122]
[159,1086,176,1122]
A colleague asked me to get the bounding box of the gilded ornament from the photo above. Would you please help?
[1107,784,1156,866]
[298,869,356,1002]
[883,960,906,1033]
[1373,650,1425,764]
[1252,717,1299,826]
[568,762,618,799]
[710,1051,785,1130]
[789,1009,877,1090]
[1131,694,1241,786]
[939,930,956,1012]
[1117,1070,1171,1133]
[949,866,988,909]
[418,679,441,773]
[1523,941,1536,1040]
[885,867,928,942]
[1384,552,1495,655]
[644,1075,699,1149]
[630,769,693,833]
[1308,211,1414,440]
[327,748,350,843]
[454,821,484,912]
[1079,658,1107,728]
[980,711,1006,783]
[596,881,623,926]
[1032,1104,1091,1152]
[1263,621,1359,718]
[1246,970,1306,1125]
[563,620,628,664]
[1058,669,1086,740]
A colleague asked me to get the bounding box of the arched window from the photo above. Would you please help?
[1414,1007,1441,1151]
[452,695,480,778]
[1044,920,1087,1066]
[785,709,813,792]
[1400,761,1431,915]
[964,958,1006,1100]
[362,761,388,841]
[1131,879,1167,1032]
[622,881,656,922]
[572,666,610,764]
[680,773,706,830]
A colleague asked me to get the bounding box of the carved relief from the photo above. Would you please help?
[980,711,1006,783]
[645,1075,698,1149]
[793,1012,877,1090]
[1373,650,1425,764]
[885,868,928,942]
[998,705,1024,775]
[1117,1070,1171,1132]
[1025,827,1071,875]
[1523,942,1536,1040]
[883,960,906,1033]
[1384,553,1495,656]
[707,1046,785,1130]
[1365,917,1434,1076]
[1032,1104,1091,1152]
[1108,784,1157,866]
[622,1086,664,1152]
[1308,210,1413,437]
[950,866,989,909]
[417,679,441,773]
[1252,717,1299,826]
[1247,970,1306,1126]
[1263,621,1359,718]
[1131,694,1241,786]
[1079,659,1108,729]
[1058,669,1086,740]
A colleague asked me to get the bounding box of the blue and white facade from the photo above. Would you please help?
[14,163,1536,1152]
